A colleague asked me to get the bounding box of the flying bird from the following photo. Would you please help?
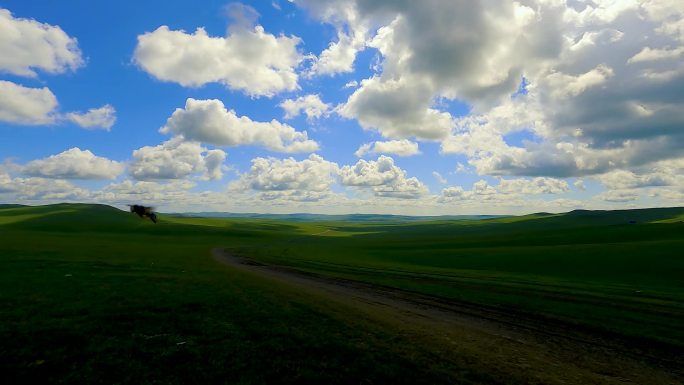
[129,205,157,223]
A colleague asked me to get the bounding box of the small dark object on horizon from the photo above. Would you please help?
[628,220,637,224]
[129,205,157,223]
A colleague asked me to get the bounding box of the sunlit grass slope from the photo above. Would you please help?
[240,207,684,347]
[0,204,477,384]
[1,204,683,384]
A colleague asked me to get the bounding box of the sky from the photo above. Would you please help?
[1,0,683,215]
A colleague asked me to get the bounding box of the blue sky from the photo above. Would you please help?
[1,1,683,214]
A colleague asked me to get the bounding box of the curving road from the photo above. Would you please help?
[212,247,683,385]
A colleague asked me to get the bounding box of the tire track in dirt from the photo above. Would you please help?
[212,247,683,385]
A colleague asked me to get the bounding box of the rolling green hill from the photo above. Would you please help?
[1,203,683,384]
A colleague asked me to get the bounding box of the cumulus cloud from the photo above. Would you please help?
[0,173,90,201]
[355,139,419,157]
[595,190,639,203]
[297,0,369,77]
[297,0,564,140]
[133,4,302,97]
[0,8,83,77]
[439,177,569,204]
[595,169,672,190]
[96,179,196,206]
[545,64,614,99]
[231,154,426,201]
[65,104,116,130]
[296,0,684,184]
[129,138,226,181]
[432,171,447,185]
[231,154,339,201]
[628,46,684,64]
[338,75,454,139]
[160,98,319,153]
[0,80,57,125]
[496,177,569,195]
[339,155,427,198]
[303,0,553,103]
[0,82,116,129]
[22,148,123,179]
[0,11,117,130]
[279,94,330,120]
[309,24,367,76]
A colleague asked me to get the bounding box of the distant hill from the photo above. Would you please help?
[0,204,26,209]
[483,206,684,229]
[168,212,506,222]
[2,203,684,229]
[0,203,146,231]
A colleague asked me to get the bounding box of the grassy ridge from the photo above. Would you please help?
[238,207,684,346]
[0,205,478,384]
[1,204,683,383]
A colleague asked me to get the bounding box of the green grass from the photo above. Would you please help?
[1,204,683,383]
[240,207,684,347]
[0,204,483,384]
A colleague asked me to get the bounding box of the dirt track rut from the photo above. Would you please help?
[212,247,683,385]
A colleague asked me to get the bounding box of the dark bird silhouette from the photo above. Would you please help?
[129,205,157,223]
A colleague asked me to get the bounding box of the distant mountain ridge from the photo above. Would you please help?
[2,203,684,226]
[167,212,507,222]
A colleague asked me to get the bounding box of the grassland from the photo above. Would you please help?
[1,203,683,384]
[240,208,684,347]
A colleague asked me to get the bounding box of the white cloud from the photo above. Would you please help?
[496,177,569,195]
[309,27,367,76]
[343,80,358,88]
[279,94,330,120]
[133,5,302,97]
[230,154,429,201]
[545,65,615,98]
[21,148,123,180]
[472,180,497,197]
[339,155,427,199]
[628,46,684,64]
[0,81,118,130]
[0,80,57,125]
[432,171,447,185]
[593,163,684,191]
[442,186,465,199]
[231,154,428,201]
[0,8,82,77]
[439,177,569,204]
[160,98,319,153]
[65,104,116,130]
[297,0,369,77]
[339,76,454,139]
[96,179,196,206]
[231,154,339,201]
[0,11,116,130]
[20,178,89,200]
[297,0,684,185]
[298,0,566,140]
[0,172,16,193]
[129,138,226,181]
[595,190,639,203]
[0,173,89,202]
[355,139,419,157]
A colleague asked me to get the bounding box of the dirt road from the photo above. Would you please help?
[212,247,683,384]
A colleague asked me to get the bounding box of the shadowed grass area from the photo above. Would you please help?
[1,204,683,383]
[242,207,684,347]
[0,205,482,384]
